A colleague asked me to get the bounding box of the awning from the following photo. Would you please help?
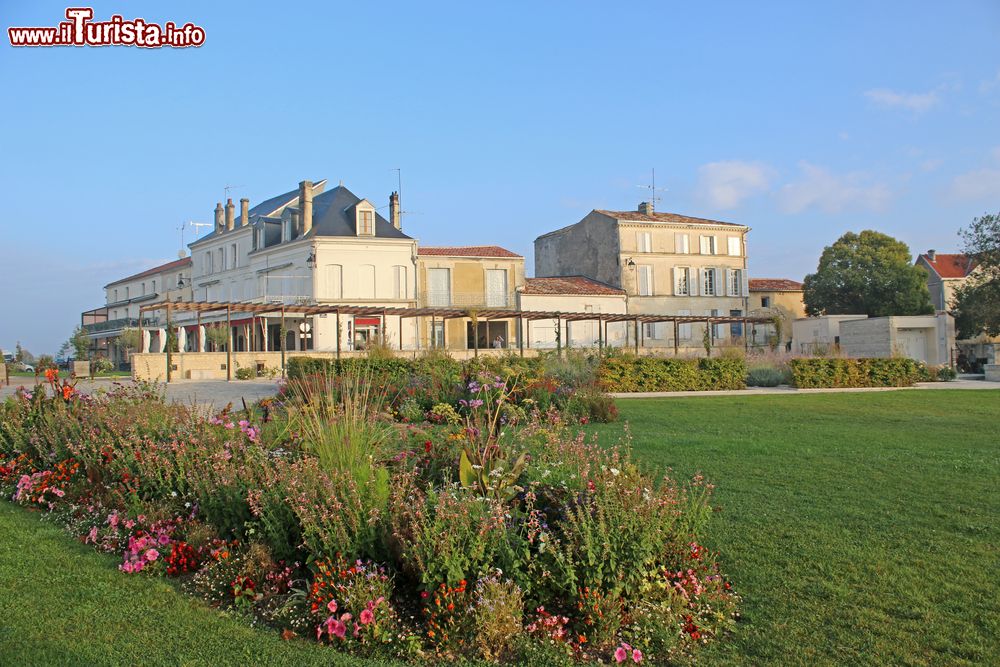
[355,317,381,326]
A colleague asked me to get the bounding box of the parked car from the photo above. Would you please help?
[14,362,34,373]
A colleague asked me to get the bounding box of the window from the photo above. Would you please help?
[151,280,156,293]
[325,264,343,299]
[728,269,742,297]
[114,288,118,302]
[708,309,721,339]
[674,267,691,296]
[393,265,408,300]
[702,268,715,296]
[675,233,689,254]
[678,309,692,340]
[700,235,717,255]
[486,269,508,306]
[637,265,653,296]
[637,231,652,253]
[357,209,374,236]
[431,321,445,348]
[427,268,451,306]
[728,237,741,256]
[231,243,238,269]
[359,265,375,299]
[141,282,146,296]
[125,286,130,299]
[218,248,225,271]
[761,296,771,308]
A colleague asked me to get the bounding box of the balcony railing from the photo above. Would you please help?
[83,317,157,334]
[419,290,516,309]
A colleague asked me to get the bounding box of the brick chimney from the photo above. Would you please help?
[214,202,224,233]
[225,198,235,231]
[299,180,314,235]
[927,249,936,262]
[240,198,249,227]
[389,191,401,230]
[638,201,654,215]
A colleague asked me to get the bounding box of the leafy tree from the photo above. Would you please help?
[119,327,143,356]
[67,326,91,360]
[803,230,934,317]
[952,212,1000,338]
[205,325,229,351]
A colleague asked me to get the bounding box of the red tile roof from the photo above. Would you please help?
[522,276,626,296]
[596,209,744,227]
[749,278,804,292]
[106,256,192,288]
[418,245,522,258]
[918,253,976,279]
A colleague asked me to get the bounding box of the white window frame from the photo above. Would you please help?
[728,237,741,257]
[702,268,715,296]
[357,208,374,236]
[700,235,717,255]
[674,267,690,296]
[637,231,652,253]
[637,265,654,296]
[675,232,689,254]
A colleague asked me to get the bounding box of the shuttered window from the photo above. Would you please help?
[393,265,407,300]
[637,265,653,296]
[728,237,741,256]
[486,269,508,306]
[675,233,689,254]
[326,264,343,299]
[700,235,716,255]
[637,231,652,253]
[674,267,690,296]
[427,268,451,306]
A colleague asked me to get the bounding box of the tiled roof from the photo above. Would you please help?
[918,253,976,279]
[418,246,522,258]
[522,276,626,296]
[106,257,192,288]
[596,209,744,227]
[749,278,804,292]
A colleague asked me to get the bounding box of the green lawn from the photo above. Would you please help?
[1,390,997,665]
[0,502,391,667]
[587,390,1000,666]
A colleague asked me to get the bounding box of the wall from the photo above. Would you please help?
[534,212,621,286]
[838,314,954,365]
[791,315,868,353]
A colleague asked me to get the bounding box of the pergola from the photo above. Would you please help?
[140,300,774,381]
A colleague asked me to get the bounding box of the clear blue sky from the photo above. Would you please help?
[3,1,999,355]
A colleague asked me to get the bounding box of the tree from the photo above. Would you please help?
[67,326,91,360]
[803,230,934,317]
[952,212,1000,338]
[119,327,143,360]
[205,325,229,351]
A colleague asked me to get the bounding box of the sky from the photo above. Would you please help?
[2,1,999,355]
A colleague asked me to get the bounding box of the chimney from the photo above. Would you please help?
[214,202,224,233]
[225,198,235,231]
[638,201,654,215]
[299,180,314,235]
[927,249,936,262]
[240,198,249,227]
[389,191,401,230]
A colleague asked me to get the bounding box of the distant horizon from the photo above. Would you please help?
[3,0,998,355]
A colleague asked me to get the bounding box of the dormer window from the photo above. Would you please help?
[357,209,374,236]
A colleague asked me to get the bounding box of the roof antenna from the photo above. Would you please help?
[179,220,212,256]
[223,183,244,200]
[635,168,667,208]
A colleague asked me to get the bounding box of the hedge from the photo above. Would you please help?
[597,357,747,392]
[789,357,924,388]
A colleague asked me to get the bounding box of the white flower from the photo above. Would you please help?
[170,491,178,498]
[610,468,620,476]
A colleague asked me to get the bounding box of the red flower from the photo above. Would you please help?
[424,440,432,453]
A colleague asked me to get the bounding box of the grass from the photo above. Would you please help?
[1,389,996,665]
[587,390,1000,666]
[0,502,394,667]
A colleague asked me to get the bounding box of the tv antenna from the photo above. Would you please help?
[635,168,668,206]
[223,183,244,200]
[178,220,212,256]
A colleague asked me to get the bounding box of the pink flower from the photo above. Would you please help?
[86,526,99,544]
[632,648,643,663]
[359,608,374,625]
[144,548,159,562]
[157,533,171,546]
[614,646,628,663]
[331,620,346,638]
[326,599,338,613]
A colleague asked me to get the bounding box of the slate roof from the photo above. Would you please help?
[418,246,521,258]
[311,185,411,239]
[522,276,626,296]
[596,209,744,227]
[918,253,976,279]
[749,278,804,292]
[105,257,192,288]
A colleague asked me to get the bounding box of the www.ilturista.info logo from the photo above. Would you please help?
[8,7,205,48]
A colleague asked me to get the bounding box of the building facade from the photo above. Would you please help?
[914,250,977,312]
[747,278,805,348]
[534,203,751,346]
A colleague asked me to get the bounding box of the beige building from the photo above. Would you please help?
[792,314,955,366]
[748,278,805,348]
[416,246,525,349]
[517,276,628,348]
[915,250,976,312]
[534,202,751,346]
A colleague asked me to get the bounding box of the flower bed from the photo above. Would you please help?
[0,372,739,664]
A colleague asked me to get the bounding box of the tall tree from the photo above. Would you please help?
[952,212,1000,338]
[803,230,934,317]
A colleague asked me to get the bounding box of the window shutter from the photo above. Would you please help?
[742,271,750,297]
[672,267,679,295]
[715,269,724,297]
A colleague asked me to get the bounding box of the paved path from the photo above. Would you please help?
[611,378,1000,399]
[0,378,283,410]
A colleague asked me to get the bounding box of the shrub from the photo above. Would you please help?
[746,366,789,387]
[789,357,922,388]
[937,366,958,381]
[598,356,747,392]
[235,366,256,380]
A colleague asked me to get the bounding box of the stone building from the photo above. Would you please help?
[747,278,805,348]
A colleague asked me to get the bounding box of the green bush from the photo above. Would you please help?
[789,357,923,388]
[598,356,747,392]
[234,366,256,380]
[936,366,958,381]
[746,366,790,387]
